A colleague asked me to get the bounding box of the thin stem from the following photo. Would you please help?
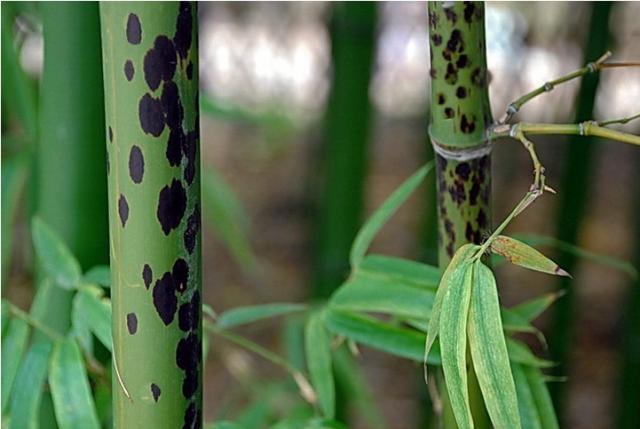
[489,122,640,146]
[500,51,640,124]
[7,303,65,342]
[598,112,640,127]
[204,321,316,405]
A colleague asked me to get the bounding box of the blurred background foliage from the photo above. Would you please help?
[2,2,639,429]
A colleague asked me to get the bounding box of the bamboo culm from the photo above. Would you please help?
[100,3,202,427]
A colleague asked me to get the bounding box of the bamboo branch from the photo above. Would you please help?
[500,51,640,124]
[598,112,640,127]
[7,302,65,343]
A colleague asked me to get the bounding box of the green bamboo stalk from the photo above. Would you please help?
[547,2,612,419]
[38,1,109,332]
[428,2,492,427]
[313,1,377,299]
[100,3,202,427]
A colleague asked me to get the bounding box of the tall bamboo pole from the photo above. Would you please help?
[100,3,202,427]
[428,2,492,427]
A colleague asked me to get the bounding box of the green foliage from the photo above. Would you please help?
[82,266,111,288]
[1,317,30,411]
[305,310,335,419]
[32,216,82,290]
[217,303,306,329]
[490,235,570,277]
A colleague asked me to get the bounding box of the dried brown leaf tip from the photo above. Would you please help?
[490,235,571,277]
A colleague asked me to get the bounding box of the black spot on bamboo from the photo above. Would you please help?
[126,13,142,45]
[153,272,177,325]
[161,81,184,130]
[469,180,480,205]
[449,180,466,205]
[129,145,145,183]
[118,194,129,227]
[124,60,135,81]
[174,2,193,60]
[179,291,200,332]
[445,63,458,84]
[176,332,201,397]
[126,313,138,334]
[184,204,200,254]
[444,107,455,118]
[143,36,177,91]
[183,402,196,429]
[437,93,446,105]
[460,114,476,134]
[455,162,470,181]
[465,222,475,242]
[477,209,488,229]
[151,383,161,402]
[430,68,437,79]
[428,10,439,29]
[167,128,184,167]
[444,8,457,23]
[143,264,153,289]
[456,87,467,99]
[463,2,477,23]
[471,67,486,87]
[431,34,442,46]
[108,126,113,142]
[139,94,165,137]
[456,54,468,69]
[172,258,189,293]
[183,130,198,185]
[186,61,194,80]
[157,179,187,235]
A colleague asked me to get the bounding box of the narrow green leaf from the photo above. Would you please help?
[506,338,554,368]
[202,167,258,272]
[439,263,474,429]
[513,233,638,280]
[1,317,30,412]
[49,338,100,429]
[357,254,441,290]
[83,265,111,288]
[510,291,565,323]
[512,363,542,429]
[31,216,82,289]
[305,311,335,419]
[490,235,569,277]
[217,303,306,329]
[523,366,559,429]
[425,244,479,376]
[329,276,435,320]
[350,162,434,267]
[468,262,521,429]
[73,286,112,352]
[1,300,9,338]
[8,339,53,429]
[207,422,245,429]
[325,310,439,364]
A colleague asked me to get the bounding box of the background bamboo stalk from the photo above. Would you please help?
[547,2,612,421]
[100,3,202,427]
[428,2,492,427]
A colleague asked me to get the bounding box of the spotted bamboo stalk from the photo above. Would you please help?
[428,2,492,427]
[100,3,202,427]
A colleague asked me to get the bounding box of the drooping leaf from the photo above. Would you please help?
[501,309,546,346]
[439,262,474,429]
[506,338,554,368]
[305,311,335,419]
[8,339,53,429]
[512,362,542,429]
[31,216,82,289]
[324,310,439,364]
[510,291,565,323]
[202,167,258,272]
[468,261,521,429]
[1,317,30,412]
[217,303,306,329]
[72,286,112,352]
[424,244,479,377]
[329,276,435,321]
[490,235,569,277]
[513,233,638,280]
[350,162,434,267]
[49,338,100,429]
[523,366,559,429]
[83,265,111,288]
[357,254,440,290]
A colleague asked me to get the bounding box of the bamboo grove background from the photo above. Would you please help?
[2,2,639,429]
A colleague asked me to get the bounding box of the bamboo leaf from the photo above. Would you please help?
[439,262,474,429]
[329,276,435,320]
[468,261,521,429]
[506,338,554,368]
[305,311,335,419]
[8,339,53,429]
[72,286,112,352]
[512,363,542,429]
[1,317,30,412]
[49,338,100,429]
[1,300,9,339]
[31,216,82,290]
[325,310,439,364]
[490,235,570,277]
[350,162,434,267]
[509,291,565,322]
[425,244,478,377]
[83,265,111,288]
[357,254,440,290]
[217,303,306,329]
[523,366,559,429]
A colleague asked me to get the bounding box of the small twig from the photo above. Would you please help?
[500,51,640,124]
[598,112,640,127]
[7,303,65,342]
